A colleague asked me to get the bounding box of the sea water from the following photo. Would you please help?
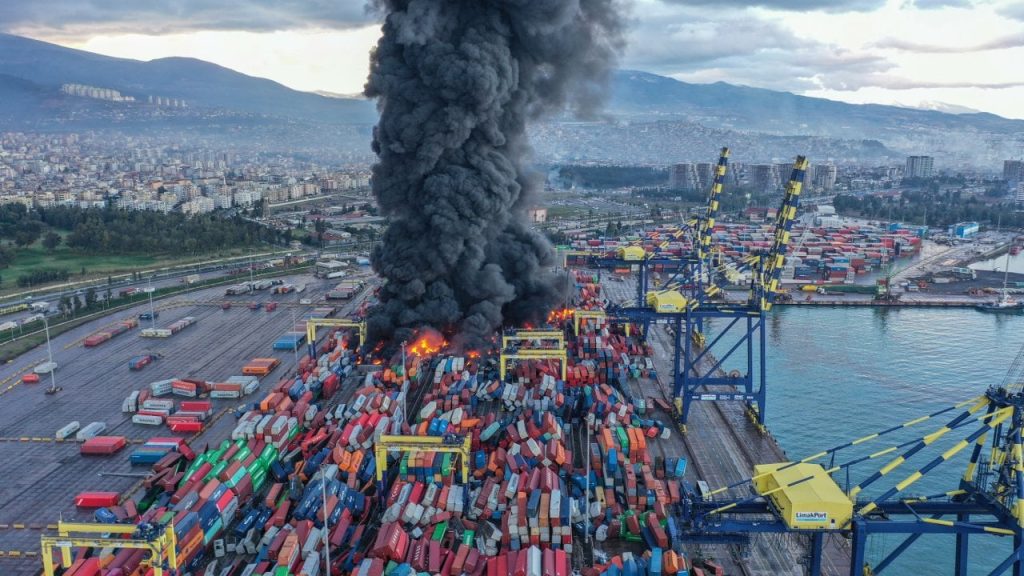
[709,306,1024,575]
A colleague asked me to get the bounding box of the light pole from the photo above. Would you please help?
[290,304,299,366]
[144,285,156,329]
[42,315,58,393]
[320,464,332,576]
[402,341,409,421]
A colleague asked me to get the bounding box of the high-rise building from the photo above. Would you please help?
[1017,182,1024,205]
[695,162,715,192]
[1004,160,1024,182]
[905,156,934,179]
[776,162,810,188]
[750,164,781,193]
[812,164,837,192]
[668,163,699,190]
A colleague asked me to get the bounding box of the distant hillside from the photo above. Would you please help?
[0,34,1019,165]
[600,70,1024,164]
[608,70,1024,140]
[0,33,376,125]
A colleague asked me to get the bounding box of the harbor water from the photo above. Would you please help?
[710,306,1024,575]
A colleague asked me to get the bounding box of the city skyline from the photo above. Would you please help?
[3,0,1023,118]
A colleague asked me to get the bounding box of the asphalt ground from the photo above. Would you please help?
[0,272,376,575]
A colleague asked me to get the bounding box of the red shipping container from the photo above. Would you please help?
[75,491,120,508]
[80,436,127,455]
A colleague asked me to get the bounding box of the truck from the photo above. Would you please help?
[30,301,50,313]
[182,274,200,285]
[128,354,159,371]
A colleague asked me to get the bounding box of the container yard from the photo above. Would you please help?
[0,247,860,576]
[0,272,376,576]
[568,222,924,287]
[0,210,1005,576]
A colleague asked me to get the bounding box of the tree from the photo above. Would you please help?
[42,231,61,251]
[85,287,97,309]
[0,245,14,268]
[14,229,39,247]
[313,218,328,248]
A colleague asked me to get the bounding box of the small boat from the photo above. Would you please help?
[976,293,1024,312]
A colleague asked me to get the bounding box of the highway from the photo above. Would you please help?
[0,271,376,575]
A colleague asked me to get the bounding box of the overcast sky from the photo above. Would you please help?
[5,0,1024,118]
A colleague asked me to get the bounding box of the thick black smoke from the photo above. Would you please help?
[365,0,624,347]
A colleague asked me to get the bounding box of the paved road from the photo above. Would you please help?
[0,272,376,575]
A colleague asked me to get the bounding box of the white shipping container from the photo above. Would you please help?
[132,414,164,425]
[149,379,173,396]
[299,552,320,576]
[56,421,80,440]
[75,421,106,441]
[211,390,241,399]
[122,391,139,413]
[301,527,321,559]
[143,399,175,411]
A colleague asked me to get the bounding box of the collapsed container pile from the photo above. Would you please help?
[83,318,139,348]
[54,266,706,575]
[117,373,260,432]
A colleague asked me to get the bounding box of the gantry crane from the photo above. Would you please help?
[375,434,472,485]
[41,521,178,576]
[305,318,366,359]
[608,157,807,430]
[679,340,1024,576]
[566,148,731,312]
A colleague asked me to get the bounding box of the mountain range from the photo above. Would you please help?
[0,33,1020,165]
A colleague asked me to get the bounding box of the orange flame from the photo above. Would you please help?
[467,350,481,359]
[546,308,575,324]
[408,328,448,357]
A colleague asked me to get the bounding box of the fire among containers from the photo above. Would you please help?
[51,264,714,576]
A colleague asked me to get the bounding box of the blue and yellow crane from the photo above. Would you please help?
[607,156,807,430]
[565,148,731,315]
[678,341,1024,575]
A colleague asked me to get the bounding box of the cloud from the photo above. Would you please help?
[910,0,974,8]
[820,74,1024,90]
[658,0,886,12]
[999,2,1024,19]
[0,0,374,35]
[623,11,893,91]
[874,33,1024,52]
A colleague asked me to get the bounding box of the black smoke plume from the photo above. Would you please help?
[364,0,624,347]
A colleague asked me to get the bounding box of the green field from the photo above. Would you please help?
[0,242,261,297]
